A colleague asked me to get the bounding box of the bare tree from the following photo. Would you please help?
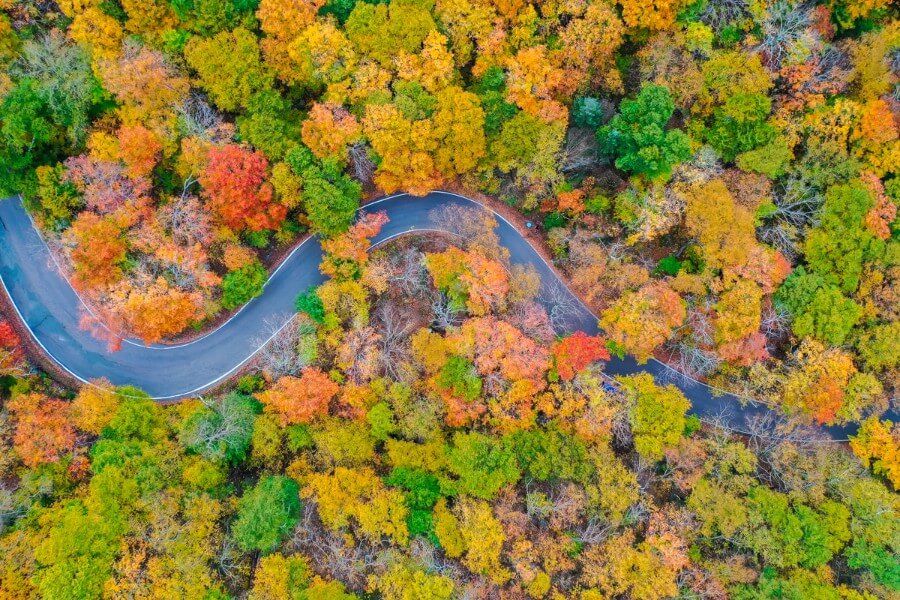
[758,221,801,261]
[386,248,430,298]
[179,93,231,142]
[160,181,214,247]
[771,177,823,227]
[428,204,507,260]
[790,45,852,98]
[374,303,416,380]
[0,480,29,535]
[701,0,751,32]
[349,142,376,186]
[668,340,722,379]
[611,407,634,451]
[291,502,386,590]
[757,1,812,69]
[214,537,251,589]
[409,538,464,579]
[504,300,556,345]
[431,292,462,331]
[761,304,790,342]
[539,279,582,333]
[576,517,614,545]
[251,315,314,379]
[562,128,600,173]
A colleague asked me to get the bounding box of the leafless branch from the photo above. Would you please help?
[349,142,376,186]
[430,292,462,331]
[562,128,600,173]
[539,279,582,333]
[374,303,416,380]
[251,315,315,379]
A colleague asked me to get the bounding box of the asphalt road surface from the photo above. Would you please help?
[0,192,881,439]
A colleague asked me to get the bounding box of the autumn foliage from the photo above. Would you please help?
[256,368,340,425]
[0,319,25,379]
[0,0,895,598]
[551,332,610,381]
[600,281,686,363]
[201,144,286,232]
[7,393,76,467]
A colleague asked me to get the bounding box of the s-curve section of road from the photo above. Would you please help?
[0,192,883,439]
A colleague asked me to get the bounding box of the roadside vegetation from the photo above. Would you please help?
[1,221,898,598]
[0,0,897,597]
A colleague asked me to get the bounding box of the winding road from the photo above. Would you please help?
[0,192,875,439]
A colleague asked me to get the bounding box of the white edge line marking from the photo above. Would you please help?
[29,191,407,350]
[0,192,859,439]
[0,193,429,398]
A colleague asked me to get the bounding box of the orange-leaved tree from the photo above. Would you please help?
[67,212,129,291]
[425,247,509,316]
[201,144,286,232]
[850,417,899,490]
[320,212,389,281]
[600,281,685,363]
[7,393,76,467]
[118,279,202,344]
[256,368,340,425]
[552,332,610,381]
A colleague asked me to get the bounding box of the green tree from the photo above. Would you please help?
[704,93,776,162]
[617,373,691,461]
[385,467,443,541]
[183,27,274,112]
[840,479,900,589]
[489,111,565,198]
[472,66,518,138]
[16,32,97,146]
[179,392,260,465]
[236,89,302,161]
[597,84,691,180]
[855,322,900,372]
[320,0,359,23]
[792,286,863,346]
[285,146,361,236]
[734,568,865,600]
[437,356,483,402]
[231,475,302,553]
[222,261,268,310]
[506,426,594,483]
[687,478,749,537]
[0,80,65,196]
[804,183,883,294]
[30,163,83,230]
[736,135,792,178]
[32,477,134,599]
[444,432,520,499]
[775,267,862,346]
[742,487,850,570]
[295,286,326,323]
[572,96,606,128]
[174,0,257,35]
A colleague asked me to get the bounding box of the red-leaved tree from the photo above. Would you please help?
[200,144,286,232]
[552,331,610,381]
[0,319,25,376]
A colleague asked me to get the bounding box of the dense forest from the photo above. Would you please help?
[0,0,897,597]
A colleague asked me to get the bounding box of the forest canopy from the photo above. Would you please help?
[0,0,898,598]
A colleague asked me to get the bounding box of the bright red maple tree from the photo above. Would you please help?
[200,144,286,232]
[552,331,610,381]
